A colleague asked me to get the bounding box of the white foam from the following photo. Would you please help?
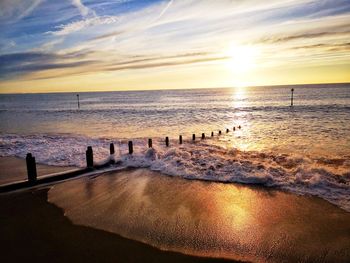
[1,133,349,211]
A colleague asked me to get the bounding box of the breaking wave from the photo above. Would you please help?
[0,133,349,211]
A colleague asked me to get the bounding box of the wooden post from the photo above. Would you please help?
[86,146,93,168]
[291,88,294,106]
[110,143,115,155]
[211,131,214,137]
[219,130,221,135]
[201,133,205,139]
[226,128,229,133]
[26,153,37,183]
[179,135,182,144]
[165,137,169,147]
[128,141,133,154]
[148,138,152,148]
[192,134,196,141]
[238,125,241,129]
[77,94,80,109]
[233,127,236,131]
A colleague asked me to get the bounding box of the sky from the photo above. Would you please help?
[0,0,349,93]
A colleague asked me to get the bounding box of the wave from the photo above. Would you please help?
[0,133,349,211]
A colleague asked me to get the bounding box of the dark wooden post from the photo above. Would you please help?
[238,125,241,129]
[192,134,196,141]
[26,153,37,183]
[165,137,169,147]
[233,127,236,131]
[219,130,222,135]
[179,135,183,144]
[86,146,93,168]
[110,143,115,155]
[291,88,294,106]
[201,133,205,139]
[128,141,133,154]
[77,94,80,109]
[211,131,214,137]
[226,128,229,133]
[148,139,152,148]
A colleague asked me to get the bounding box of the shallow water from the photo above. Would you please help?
[1,84,350,210]
[48,169,350,262]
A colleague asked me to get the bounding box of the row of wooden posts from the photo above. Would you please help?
[25,125,241,184]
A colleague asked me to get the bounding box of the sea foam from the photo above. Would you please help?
[0,133,349,211]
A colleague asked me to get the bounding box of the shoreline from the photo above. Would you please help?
[1,157,350,262]
[48,168,350,262]
[0,188,234,263]
[0,156,75,185]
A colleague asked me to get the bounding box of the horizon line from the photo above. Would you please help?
[0,81,349,95]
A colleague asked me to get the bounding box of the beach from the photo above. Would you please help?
[0,157,74,185]
[1,0,350,261]
[1,158,349,262]
[0,85,350,262]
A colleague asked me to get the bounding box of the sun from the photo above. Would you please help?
[225,44,258,74]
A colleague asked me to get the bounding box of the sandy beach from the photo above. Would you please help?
[0,158,232,262]
[1,158,349,262]
[0,157,74,185]
[0,189,233,263]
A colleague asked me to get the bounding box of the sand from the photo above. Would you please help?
[0,189,232,263]
[0,157,74,185]
[1,158,349,262]
[48,169,350,262]
[0,158,232,262]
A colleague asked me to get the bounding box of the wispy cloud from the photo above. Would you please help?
[71,0,93,17]
[0,0,42,23]
[1,0,350,91]
[49,16,119,36]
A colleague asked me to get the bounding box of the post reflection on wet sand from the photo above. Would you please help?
[48,169,350,262]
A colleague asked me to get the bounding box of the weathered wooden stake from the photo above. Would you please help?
[110,143,115,155]
[219,130,222,135]
[165,137,169,147]
[201,133,205,139]
[86,146,93,168]
[226,128,229,133]
[179,135,183,144]
[128,141,133,154]
[148,138,152,148]
[192,134,196,141]
[291,88,294,106]
[211,131,214,137]
[26,153,37,183]
[238,125,241,129]
[77,94,80,109]
[233,127,236,131]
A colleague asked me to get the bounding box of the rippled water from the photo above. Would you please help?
[1,84,350,210]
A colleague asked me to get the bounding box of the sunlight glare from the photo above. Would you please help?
[226,44,259,74]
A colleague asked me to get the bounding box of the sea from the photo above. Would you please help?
[0,83,349,211]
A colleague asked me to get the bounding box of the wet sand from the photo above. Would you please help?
[48,169,350,262]
[0,189,232,263]
[1,160,349,262]
[0,157,74,185]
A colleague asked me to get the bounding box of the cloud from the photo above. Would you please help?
[0,50,227,80]
[71,0,94,17]
[292,42,350,52]
[0,51,95,78]
[1,0,350,87]
[259,31,350,43]
[49,16,119,36]
[0,0,42,23]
